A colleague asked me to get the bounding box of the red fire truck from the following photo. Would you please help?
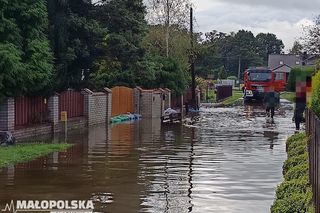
[243,67,286,101]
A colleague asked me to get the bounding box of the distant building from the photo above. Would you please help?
[268,54,319,73]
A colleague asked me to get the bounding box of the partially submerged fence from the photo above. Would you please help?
[306,108,320,212]
[59,90,84,119]
[171,88,201,109]
[0,86,172,139]
[15,96,49,128]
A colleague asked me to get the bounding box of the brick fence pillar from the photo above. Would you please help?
[134,87,141,114]
[48,95,59,130]
[181,95,184,120]
[165,88,171,109]
[103,88,112,123]
[82,88,93,126]
[0,98,15,131]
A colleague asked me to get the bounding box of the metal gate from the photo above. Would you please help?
[15,96,49,128]
[59,90,84,119]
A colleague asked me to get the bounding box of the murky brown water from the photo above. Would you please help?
[0,100,295,213]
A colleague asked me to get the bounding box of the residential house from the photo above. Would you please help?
[268,54,319,82]
[268,54,319,73]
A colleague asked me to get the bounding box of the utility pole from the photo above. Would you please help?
[237,56,241,90]
[190,7,197,109]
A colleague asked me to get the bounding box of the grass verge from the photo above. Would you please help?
[222,90,243,106]
[271,133,314,213]
[281,92,295,102]
[0,143,72,168]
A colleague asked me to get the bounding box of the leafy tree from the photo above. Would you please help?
[303,15,320,54]
[48,0,106,91]
[195,30,225,78]
[256,33,284,64]
[143,25,191,72]
[218,66,228,79]
[311,69,320,116]
[90,0,148,89]
[290,41,304,55]
[141,25,191,93]
[0,44,24,98]
[150,56,187,95]
[146,0,192,57]
[0,0,53,98]
[196,30,284,79]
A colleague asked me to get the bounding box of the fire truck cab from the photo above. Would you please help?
[243,67,286,101]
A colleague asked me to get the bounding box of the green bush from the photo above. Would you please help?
[275,177,309,200]
[272,133,314,213]
[307,205,315,213]
[287,133,306,149]
[287,143,307,158]
[227,76,237,81]
[284,163,309,181]
[283,152,308,175]
[271,189,313,213]
[311,71,320,116]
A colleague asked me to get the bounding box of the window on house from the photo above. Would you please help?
[296,61,300,65]
[275,72,284,80]
[280,61,284,65]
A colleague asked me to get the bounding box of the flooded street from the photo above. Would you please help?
[0,100,295,213]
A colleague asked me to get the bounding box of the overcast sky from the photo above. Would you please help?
[191,0,318,51]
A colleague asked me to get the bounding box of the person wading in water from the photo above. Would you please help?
[264,86,278,123]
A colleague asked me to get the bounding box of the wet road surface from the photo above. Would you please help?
[0,100,295,213]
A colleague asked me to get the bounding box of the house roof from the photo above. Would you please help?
[273,64,292,73]
[268,54,320,70]
[268,54,301,69]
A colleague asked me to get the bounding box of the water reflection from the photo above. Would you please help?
[0,101,295,213]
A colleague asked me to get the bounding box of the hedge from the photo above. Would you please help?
[271,190,313,213]
[284,163,309,181]
[287,143,307,158]
[275,177,309,200]
[286,133,307,149]
[271,133,314,213]
[311,70,320,116]
[283,152,308,175]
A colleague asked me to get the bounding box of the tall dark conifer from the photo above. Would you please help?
[48,0,106,90]
[0,0,53,98]
[90,0,148,88]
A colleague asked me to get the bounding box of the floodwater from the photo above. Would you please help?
[0,100,295,213]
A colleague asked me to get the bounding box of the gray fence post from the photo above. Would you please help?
[48,94,59,131]
[104,88,112,123]
[0,98,15,131]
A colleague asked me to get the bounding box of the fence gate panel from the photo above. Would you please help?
[112,86,134,117]
[59,90,84,119]
[15,97,49,128]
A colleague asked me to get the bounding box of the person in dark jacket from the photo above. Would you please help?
[185,102,189,115]
[294,100,306,131]
[294,86,307,131]
[264,86,278,121]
